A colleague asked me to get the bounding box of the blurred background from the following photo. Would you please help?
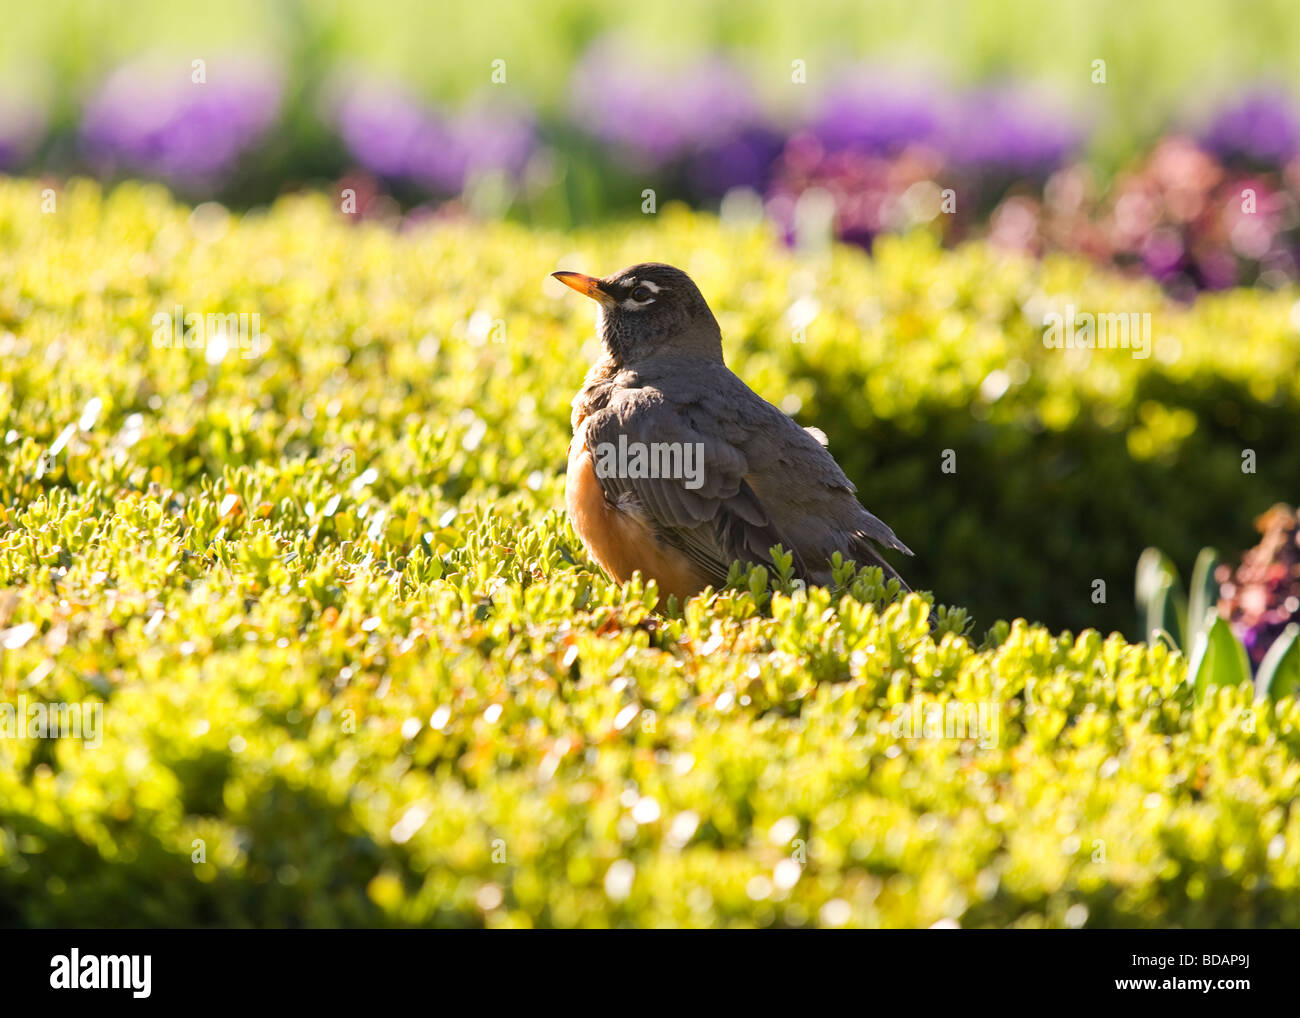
[6,0,1300,934]
[5,0,1300,642]
[3,0,1300,296]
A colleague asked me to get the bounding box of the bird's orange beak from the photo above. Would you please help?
[552,271,610,304]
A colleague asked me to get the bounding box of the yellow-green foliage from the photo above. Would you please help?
[1,180,1298,927]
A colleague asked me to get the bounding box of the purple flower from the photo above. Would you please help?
[330,73,535,193]
[1201,88,1300,167]
[81,54,283,187]
[808,73,1082,177]
[456,98,537,182]
[1139,229,1186,280]
[765,131,947,252]
[944,86,1082,178]
[569,37,766,171]
[811,71,946,156]
[332,75,466,191]
[687,124,786,197]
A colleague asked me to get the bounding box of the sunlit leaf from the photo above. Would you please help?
[1188,616,1251,703]
[1256,623,1300,703]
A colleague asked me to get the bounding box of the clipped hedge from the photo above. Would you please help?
[786,234,1300,635]
[1,179,1299,927]
[6,180,1299,633]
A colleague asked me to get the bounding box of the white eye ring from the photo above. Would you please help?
[625,280,659,306]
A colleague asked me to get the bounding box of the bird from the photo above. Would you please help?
[553,262,916,603]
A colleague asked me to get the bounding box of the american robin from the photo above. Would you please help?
[553,262,915,602]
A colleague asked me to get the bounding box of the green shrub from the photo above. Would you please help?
[1,179,1298,927]
[786,232,1300,634]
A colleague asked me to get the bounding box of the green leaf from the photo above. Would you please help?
[1134,547,1169,605]
[1188,616,1251,703]
[1185,547,1220,651]
[1149,627,1180,652]
[1256,623,1300,702]
[1135,548,1186,648]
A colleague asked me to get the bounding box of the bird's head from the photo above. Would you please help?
[552,262,723,365]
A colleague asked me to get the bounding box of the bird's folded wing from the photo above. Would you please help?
[712,375,915,558]
[580,394,804,583]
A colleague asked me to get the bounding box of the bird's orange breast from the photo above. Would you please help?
[565,438,710,602]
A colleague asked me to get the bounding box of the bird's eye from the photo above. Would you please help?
[630,284,654,302]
